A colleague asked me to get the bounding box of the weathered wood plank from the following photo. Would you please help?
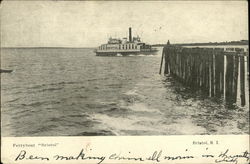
[163,45,247,107]
[240,55,246,106]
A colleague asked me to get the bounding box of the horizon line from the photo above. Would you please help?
[1,46,96,49]
[1,40,248,48]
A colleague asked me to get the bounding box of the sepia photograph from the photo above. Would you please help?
[1,0,249,138]
[1,1,249,164]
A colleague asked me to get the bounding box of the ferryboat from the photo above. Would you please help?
[95,28,158,56]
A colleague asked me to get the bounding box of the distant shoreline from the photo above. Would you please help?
[2,40,248,49]
[1,47,95,49]
[152,40,249,47]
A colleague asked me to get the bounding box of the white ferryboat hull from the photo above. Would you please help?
[95,49,158,56]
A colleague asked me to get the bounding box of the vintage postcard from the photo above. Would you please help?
[1,0,249,164]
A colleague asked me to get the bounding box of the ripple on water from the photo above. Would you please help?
[1,48,249,136]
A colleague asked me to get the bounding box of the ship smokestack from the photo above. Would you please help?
[129,27,132,42]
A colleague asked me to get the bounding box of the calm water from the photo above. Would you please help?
[1,48,249,136]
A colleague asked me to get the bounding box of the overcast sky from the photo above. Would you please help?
[1,1,248,47]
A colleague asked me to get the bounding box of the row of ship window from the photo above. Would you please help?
[99,44,140,50]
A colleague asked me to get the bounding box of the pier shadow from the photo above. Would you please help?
[161,75,249,135]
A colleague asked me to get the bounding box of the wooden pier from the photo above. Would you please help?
[160,44,249,107]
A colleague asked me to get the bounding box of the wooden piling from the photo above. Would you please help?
[233,55,239,103]
[215,52,221,98]
[240,55,246,106]
[160,47,165,74]
[163,45,248,107]
[225,55,234,104]
[220,54,224,96]
[210,50,215,97]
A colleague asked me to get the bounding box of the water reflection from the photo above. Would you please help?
[162,75,249,134]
